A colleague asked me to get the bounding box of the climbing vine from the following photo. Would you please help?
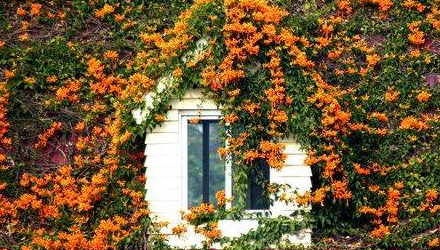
[1,0,440,249]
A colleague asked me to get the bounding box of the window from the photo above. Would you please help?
[187,120,224,207]
[183,115,269,210]
[245,160,270,210]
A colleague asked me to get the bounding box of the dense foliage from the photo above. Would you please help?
[1,0,440,249]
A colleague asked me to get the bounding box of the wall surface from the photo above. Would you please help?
[144,89,312,248]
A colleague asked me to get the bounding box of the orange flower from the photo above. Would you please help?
[366,54,380,67]
[74,121,85,133]
[332,180,352,200]
[95,4,115,18]
[16,7,26,16]
[369,112,388,122]
[114,14,125,22]
[0,182,6,191]
[30,3,42,16]
[354,163,371,175]
[171,224,187,235]
[224,113,239,123]
[244,150,259,163]
[399,116,429,131]
[417,91,431,102]
[321,23,334,36]
[87,58,104,80]
[46,75,58,83]
[337,0,352,14]
[173,68,183,78]
[34,122,63,149]
[370,225,390,238]
[4,69,15,79]
[426,189,438,203]
[154,114,166,122]
[189,117,200,124]
[56,79,82,102]
[24,77,36,85]
[216,190,226,207]
[394,182,404,190]
[217,147,228,159]
[244,100,259,113]
[311,187,330,205]
[269,110,288,123]
[104,50,119,60]
[408,21,425,45]
[384,88,400,102]
[202,223,221,240]
[428,238,440,248]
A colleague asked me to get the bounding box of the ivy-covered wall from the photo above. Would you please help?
[1,0,440,249]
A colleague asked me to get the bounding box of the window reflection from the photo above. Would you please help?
[188,123,203,207]
[187,120,224,207]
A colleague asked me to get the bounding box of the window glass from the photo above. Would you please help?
[187,120,224,207]
[208,122,224,204]
[188,123,203,206]
[246,160,270,210]
[233,160,270,210]
[187,119,269,209]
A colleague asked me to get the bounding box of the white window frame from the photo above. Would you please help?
[180,110,230,210]
[179,110,270,213]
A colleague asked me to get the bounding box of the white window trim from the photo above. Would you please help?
[179,110,270,214]
[180,110,225,210]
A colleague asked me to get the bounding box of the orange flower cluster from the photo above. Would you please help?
[408,21,425,45]
[296,187,331,206]
[420,189,440,213]
[428,238,440,248]
[354,163,371,175]
[26,214,141,249]
[359,186,401,236]
[123,73,155,101]
[399,116,429,131]
[95,4,115,18]
[417,91,431,102]
[263,50,291,136]
[103,50,119,60]
[360,0,394,16]
[30,3,42,16]
[199,222,221,241]
[0,81,11,169]
[368,112,389,123]
[337,0,353,15]
[332,179,352,200]
[216,190,227,207]
[201,0,296,94]
[137,0,214,61]
[403,0,426,12]
[426,6,440,30]
[34,122,63,150]
[55,79,82,103]
[171,223,188,235]
[384,88,400,103]
[259,140,286,170]
[370,224,390,238]
[183,203,216,223]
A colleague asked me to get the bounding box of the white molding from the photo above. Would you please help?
[180,111,221,210]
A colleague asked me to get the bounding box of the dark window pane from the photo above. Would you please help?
[246,160,270,210]
[208,122,224,204]
[232,160,270,210]
[188,123,203,207]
